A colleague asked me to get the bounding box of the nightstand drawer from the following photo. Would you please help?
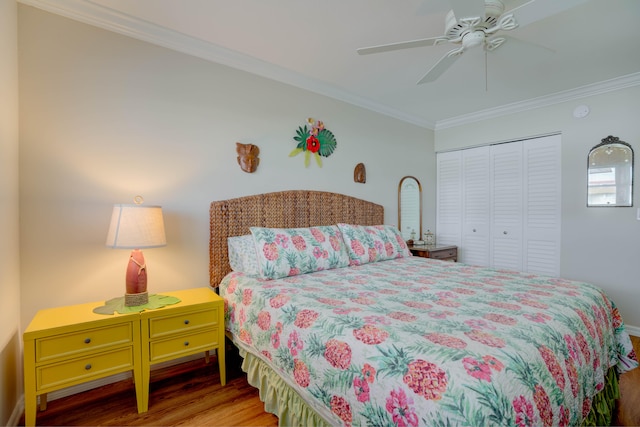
[148,308,218,338]
[149,328,218,362]
[408,245,458,262]
[137,288,225,413]
[429,249,457,260]
[36,323,134,363]
[37,347,134,391]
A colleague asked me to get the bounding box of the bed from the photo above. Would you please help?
[209,190,638,426]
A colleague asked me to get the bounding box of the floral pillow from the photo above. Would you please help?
[228,235,260,276]
[337,223,411,265]
[250,225,350,280]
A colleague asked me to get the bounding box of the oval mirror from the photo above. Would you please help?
[587,136,633,207]
[398,176,422,241]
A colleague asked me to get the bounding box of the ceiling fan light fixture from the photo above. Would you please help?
[463,31,486,48]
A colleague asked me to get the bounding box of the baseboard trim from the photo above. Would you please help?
[12,353,206,426]
[625,324,640,338]
[6,398,24,427]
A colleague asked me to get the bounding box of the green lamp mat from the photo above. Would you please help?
[93,294,181,315]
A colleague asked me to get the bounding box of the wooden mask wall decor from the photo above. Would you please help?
[236,142,260,173]
[354,163,366,183]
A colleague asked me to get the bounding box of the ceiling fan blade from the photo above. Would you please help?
[449,0,485,20]
[417,47,464,84]
[509,0,589,28]
[490,34,555,54]
[357,36,446,55]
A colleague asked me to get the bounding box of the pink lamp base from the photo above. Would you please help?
[125,249,149,307]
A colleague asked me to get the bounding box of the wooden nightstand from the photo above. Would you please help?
[140,288,225,412]
[23,302,143,427]
[409,244,458,262]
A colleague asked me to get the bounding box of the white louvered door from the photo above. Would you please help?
[461,147,490,266]
[523,135,561,276]
[436,150,462,248]
[436,135,561,276]
[490,142,524,271]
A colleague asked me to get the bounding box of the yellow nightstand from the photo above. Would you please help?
[139,287,225,412]
[23,288,225,425]
[23,301,143,427]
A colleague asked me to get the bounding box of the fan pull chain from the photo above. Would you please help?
[485,51,488,92]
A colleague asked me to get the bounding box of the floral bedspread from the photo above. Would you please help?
[219,257,638,426]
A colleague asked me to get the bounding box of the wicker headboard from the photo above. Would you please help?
[209,190,384,286]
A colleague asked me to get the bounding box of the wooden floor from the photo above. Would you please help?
[20,337,640,426]
[20,345,278,427]
[615,335,640,427]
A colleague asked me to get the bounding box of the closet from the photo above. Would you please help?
[436,134,561,276]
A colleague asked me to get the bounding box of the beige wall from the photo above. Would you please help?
[435,88,640,329]
[0,1,22,425]
[14,4,637,422]
[17,5,435,332]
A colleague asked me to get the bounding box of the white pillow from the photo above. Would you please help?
[227,235,260,276]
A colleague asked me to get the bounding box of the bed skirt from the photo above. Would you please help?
[583,367,619,427]
[237,345,620,427]
[238,347,332,426]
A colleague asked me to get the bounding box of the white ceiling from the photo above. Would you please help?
[21,0,640,129]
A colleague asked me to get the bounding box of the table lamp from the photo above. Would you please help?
[105,197,166,306]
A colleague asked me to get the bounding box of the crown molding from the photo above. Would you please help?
[18,0,435,129]
[18,0,639,132]
[434,72,640,130]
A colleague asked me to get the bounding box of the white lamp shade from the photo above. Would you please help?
[105,204,167,249]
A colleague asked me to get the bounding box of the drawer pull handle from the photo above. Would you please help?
[84,338,91,344]
[473,228,476,232]
[503,231,508,235]
[184,341,190,347]
[184,319,190,325]
[85,364,92,370]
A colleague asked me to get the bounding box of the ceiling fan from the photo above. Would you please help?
[357,0,586,84]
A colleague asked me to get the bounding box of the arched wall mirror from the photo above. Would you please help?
[587,135,634,207]
[398,176,422,240]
